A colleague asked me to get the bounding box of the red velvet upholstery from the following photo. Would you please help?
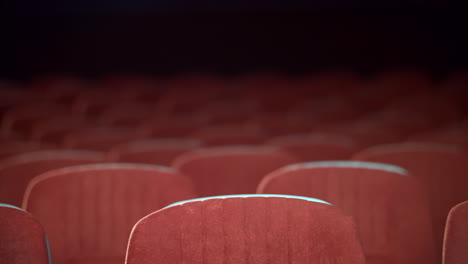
[63,128,147,151]
[268,133,358,161]
[108,138,201,166]
[173,146,298,196]
[140,115,211,138]
[313,122,410,149]
[191,125,265,146]
[353,143,468,254]
[0,150,104,206]
[408,129,468,147]
[0,141,44,160]
[443,201,468,264]
[258,161,436,264]
[125,195,366,264]
[30,117,87,144]
[1,104,76,138]
[0,204,50,264]
[23,163,197,264]
[96,104,157,127]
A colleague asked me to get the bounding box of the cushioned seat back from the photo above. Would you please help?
[0,150,104,206]
[173,146,298,196]
[0,141,44,160]
[352,143,468,253]
[125,195,366,264]
[108,138,201,166]
[63,128,145,151]
[23,164,197,264]
[268,133,358,161]
[258,161,435,264]
[191,126,265,146]
[443,201,468,264]
[0,204,50,264]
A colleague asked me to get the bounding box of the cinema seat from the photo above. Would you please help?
[312,122,407,149]
[0,204,51,264]
[1,104,76,138]
[443,201,468,264]
[0,150,104,206]
[0,141,44,160]
[173,146,298,196]
[108,138,201,166]
[258,161,435,264]
[267,133,358,161]
[29,117,88,145]
[352,143,468,254]
[23,163,197,264]
[96,104,158,128]
[125,195,366,264]
[408,129,468,147]
[190,125,266,146]
[63,128,148,151]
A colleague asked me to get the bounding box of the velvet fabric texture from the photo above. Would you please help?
[62,128,144,152]
[23,163,197,264]
[0,204,50,264]
[258,161,436,264]
[0,141,43,161]
[443,201,468,264]
[268,134,358,162]
[126,196,366,264]
[172,146,298,197]
[353,143,468,254]
[108,138,201,166]
[0,150,104,206]
[190,125,266,146]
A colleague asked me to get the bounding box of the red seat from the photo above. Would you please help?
[0,204,50,264]
[63,128,148,151]
[173,146,298,196]
[0,150,104,206]
[194,101,259,125]
[407,128,468,147]
[126,195,366,264]
[191,125,266,146]
[247,113,314,137]
[108,138,201,166]
[258,161,435,264]
[443,201,468,264]
[143,115,211,138]
[1,104,77,137]
[267,133,358,161]
[312,122,407,149]
[29,117,88,145]
[352,143,468,254]
[0,141,45,160]
[23,163,197,264]
[96,103,158,128]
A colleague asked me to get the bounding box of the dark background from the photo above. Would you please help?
[1,2,467,81]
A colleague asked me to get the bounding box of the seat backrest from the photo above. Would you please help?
[1,104,75,137]
[407,129,468,147]
[173,146,298,196]
[190,125,266,146]
[352,143,468,254]
[63,128,146,151]
[268,133,358,161]
[108,138,201,166]
[0,204,51,264]
[443,201,468,264]
[125,195,366,264]
[23,163,197,264]
[258,161,435,264]
[0,150,104,206]
[0,141,44,160]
